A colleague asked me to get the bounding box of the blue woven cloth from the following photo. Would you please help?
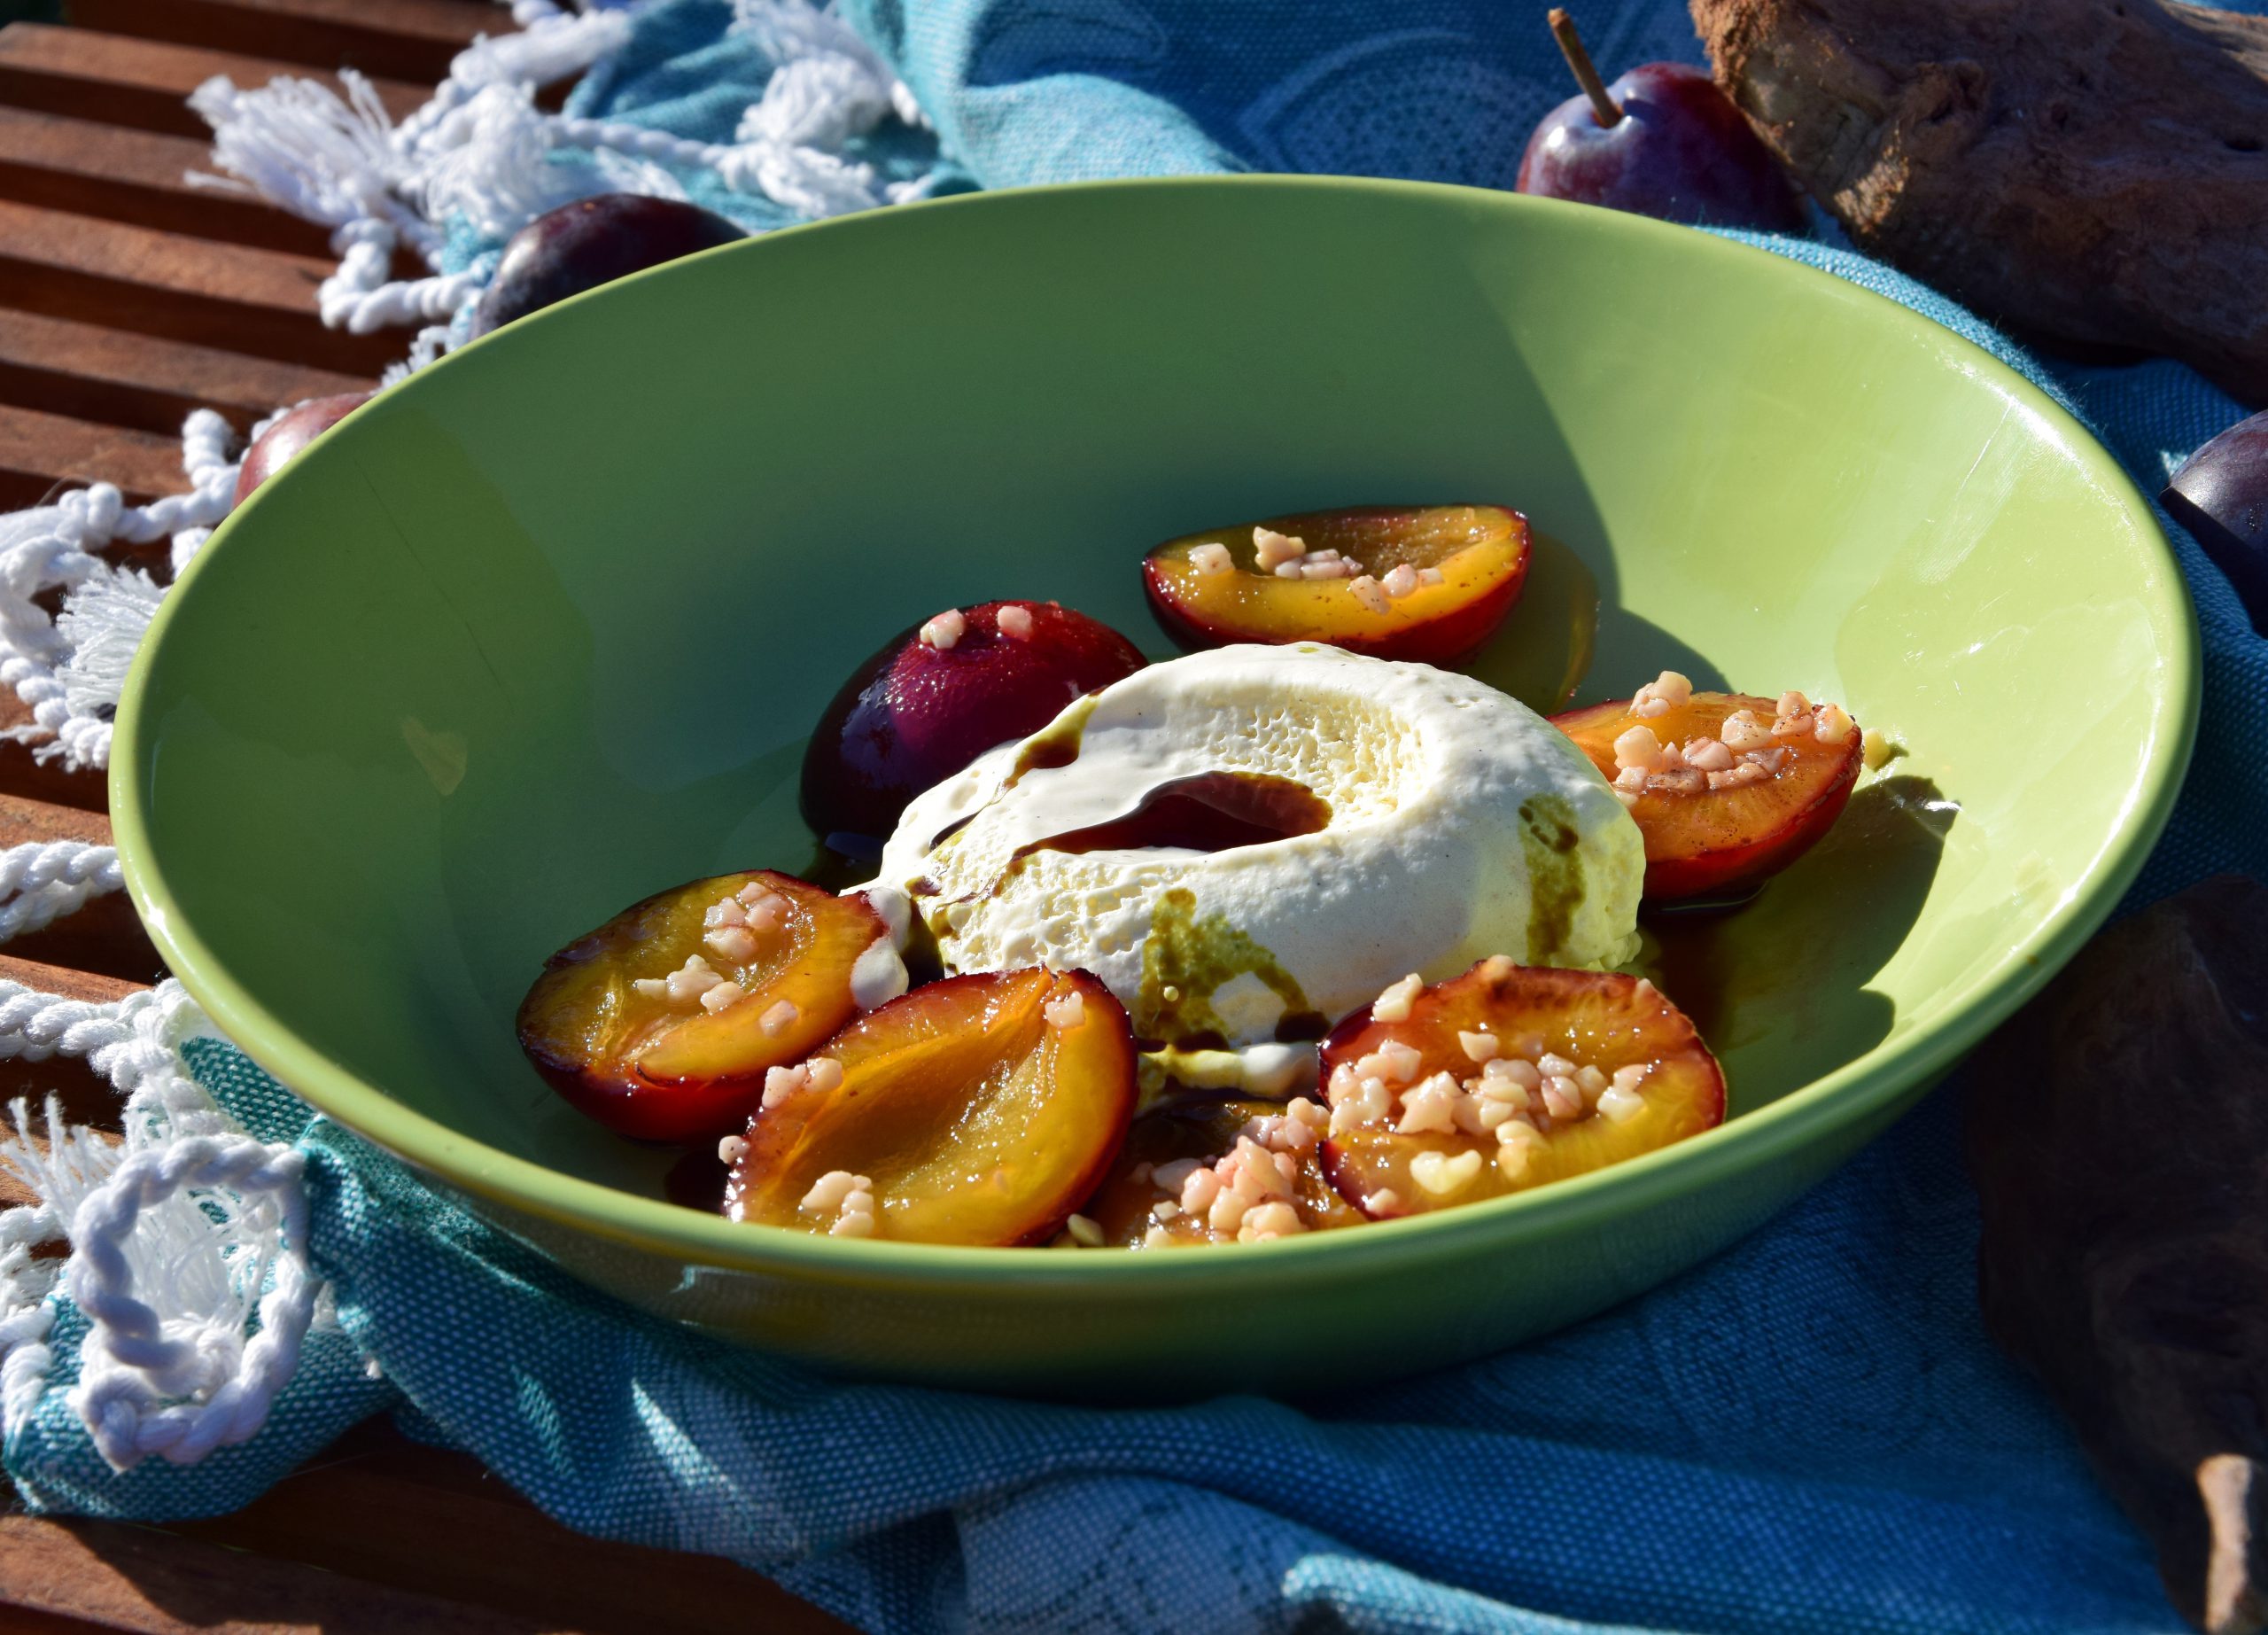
[11,2,2268,1630]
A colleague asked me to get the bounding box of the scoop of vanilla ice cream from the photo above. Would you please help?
[876,644,1642,1048]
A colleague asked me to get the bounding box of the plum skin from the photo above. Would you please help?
[1552,694,1861,900]
[800,601,1146,841]
[2162,410,2268,633]
[470,194,747,337]
[1516,63,1806,234]
[233,393,373,502]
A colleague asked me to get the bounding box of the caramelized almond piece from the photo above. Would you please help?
[1552,686,1860,899]
[726,969,1137,1244]
[1080,1095,1362,1249]
[517,870,889,1142]
[1318,959,1723,1218]
[1143,505,1530,665]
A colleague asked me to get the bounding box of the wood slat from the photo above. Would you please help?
[74,0,492,86]
[0,402,188,508]
[166,1421,854,1635]
[0,1515,559,1634]
[0,309,371,438]
[0,199,404,377]
[0,25,428,141]
[0,106,333,257]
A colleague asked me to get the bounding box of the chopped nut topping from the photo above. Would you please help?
[1814,702,1855,744]
[699,979,746,1014]
[1042,988,1087,1031]
[1861,727,1896,770]
[1188,541,1234,577]
[1253,526,1306,570]
[1381,563,1419,598]
[759,999,800,1037]
[1612,725,1666,773]
[1409,1148,1484,1196]
[1371,972,1424,1023]
[1631,670,1693,719]
[1459,1030,1501,1063]
[994,603,1035,640]
[1066,1213,1104,1248]
[661,954,724,1006]
[1348,574,1392,615]
[801,1170,869,1212]
[717,1134,749,1164]
[1395,1073,1462,1135]
[1239,1200,1304,1242]
[1720,710,1771,751]
[918,609,967,650]
[705,925,760,963]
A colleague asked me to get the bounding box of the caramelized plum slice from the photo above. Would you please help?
[517,870,891,1142]
[1318,958,1724,1219]
[1079,1094,1362,1248]
[1553,676,1861,900]
[726,968,1137,1245]
[1143,505,1530,665]
[800,600,1146,841]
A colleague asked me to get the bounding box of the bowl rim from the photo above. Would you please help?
[111,173,2201,1289]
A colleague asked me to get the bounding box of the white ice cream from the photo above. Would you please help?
[875,644,1643,1049]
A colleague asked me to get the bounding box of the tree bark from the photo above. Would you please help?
[1969,876,2268,1634]
[1692,0,2268,403]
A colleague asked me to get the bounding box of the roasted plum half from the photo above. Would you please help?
[1553,673,1861,900]
[517,870,894,1142]
[1078,1094,1362,1248]
[1317,958,1724,1218]
[800,599,1146,841]
[1143,505,1530,665]
[724,968,1137,1245]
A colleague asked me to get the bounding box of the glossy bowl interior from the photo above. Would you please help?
[114,177,2195,1397]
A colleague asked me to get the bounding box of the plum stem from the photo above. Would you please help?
[1548,9,1624,128]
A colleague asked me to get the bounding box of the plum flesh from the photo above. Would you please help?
[1318,957,1724,1218]
[1553,682,1860,901]
[1144,505,1529,665]
[725,967,1137,1245]
[517,870,889,1142]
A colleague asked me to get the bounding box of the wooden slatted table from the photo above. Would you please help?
[0,6,850,1630]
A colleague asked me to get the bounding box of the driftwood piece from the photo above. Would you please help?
[1690,0,2268,404]
[1968,876,2268,1634]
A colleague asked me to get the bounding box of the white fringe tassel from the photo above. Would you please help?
[0,0,935,1476]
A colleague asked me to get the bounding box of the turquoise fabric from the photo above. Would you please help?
[10,2,2264,1629]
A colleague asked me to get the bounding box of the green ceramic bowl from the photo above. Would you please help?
[113,177,2195,1398]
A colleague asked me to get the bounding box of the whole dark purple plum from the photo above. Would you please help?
[234,392,373,503]
[470,195,747,337]
[800,601,1147,842]
[1515,13,1804,234]
[2163,410,2268,633]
